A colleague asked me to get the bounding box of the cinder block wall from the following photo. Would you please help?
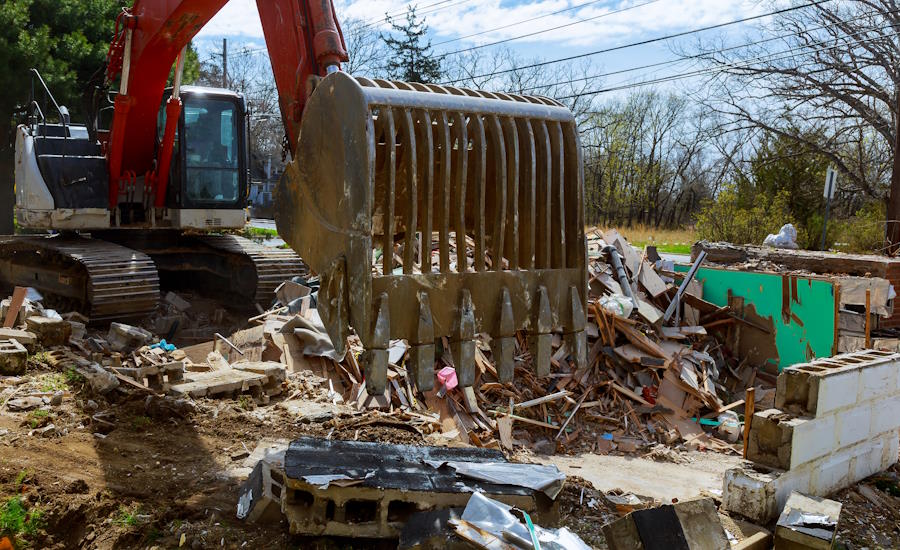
[725,350,900,522]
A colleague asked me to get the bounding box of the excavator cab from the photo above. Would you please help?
[160,86,249,216]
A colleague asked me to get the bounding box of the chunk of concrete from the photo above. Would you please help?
[25,316,72,346]
[0,328,37,351]
[164,291,192,311]
[0,338,28,375]
[603,498,729,550]
[774,492,841,550]
[107,322,152,352]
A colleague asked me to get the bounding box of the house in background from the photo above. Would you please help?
[248,152,283,219]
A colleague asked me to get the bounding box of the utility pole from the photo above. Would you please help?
[222,38,228,88]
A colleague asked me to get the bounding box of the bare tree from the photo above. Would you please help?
[687,0,900,248]
[342,17,390,77]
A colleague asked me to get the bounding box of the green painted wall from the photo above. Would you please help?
[675,266,836,371]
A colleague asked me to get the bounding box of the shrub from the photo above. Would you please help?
[696,185,797,245]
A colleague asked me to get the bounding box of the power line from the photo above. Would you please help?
[358,0,475,31]
[432,0,638,47]
[443,0,835,84]
[514,6,896,93]
[557,27,897,99]
[435,0,661,58]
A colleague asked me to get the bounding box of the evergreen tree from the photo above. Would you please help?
[380,7,442,84]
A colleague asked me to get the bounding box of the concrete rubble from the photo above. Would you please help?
[1,230,899,548]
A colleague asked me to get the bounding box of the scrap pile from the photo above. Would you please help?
[244,229,759,455]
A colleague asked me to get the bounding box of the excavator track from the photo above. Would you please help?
[0,235,160,320]
[193,234,307,304]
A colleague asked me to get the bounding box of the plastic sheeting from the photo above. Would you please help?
[425,461,566,499]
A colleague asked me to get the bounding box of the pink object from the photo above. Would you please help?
[437,366,458,391]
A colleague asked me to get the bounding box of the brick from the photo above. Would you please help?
[858,360,899,401]
[0,339,28,375]
[790,415,836,468]
[836,404,872,448]
[870,394,900,437]
[882,433,899,471]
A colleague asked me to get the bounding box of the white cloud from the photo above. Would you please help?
[196,0,763,51]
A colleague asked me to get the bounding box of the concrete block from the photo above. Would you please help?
[870,394,900,437]
[790,415,836,469]
[25,316,72,346]
[774,492,841,550]
[809,450,851,495]
[603,498,728,550]
[882,432,899,471]
[722,465,810,524]
[836,403,872,448]
[0,328,37,351]
[850,437,884,482]
[816,369,860,416]
[746,409,798,470]
[0,339,28,375]
[858,360,898,401]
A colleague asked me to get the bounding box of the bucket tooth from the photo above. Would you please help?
[451,289,476,387]
[409,291,435,391]
[530,286,552,378]
[363,292,390,394]
[565,286,588,371]
[491,287,516,383]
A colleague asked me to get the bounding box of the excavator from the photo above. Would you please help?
[11,0,588,393]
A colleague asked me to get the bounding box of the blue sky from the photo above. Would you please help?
[193,0,766,92]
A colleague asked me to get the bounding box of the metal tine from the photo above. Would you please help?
[410,290,435,390]
[502,117,519,270]
[534,121,552,269]
[436,111,452,273]
[415,109,434,273]
[400,109,417,274]
[516,119,536,270]
[453,289,476,387]
[469,114,487,272]
[549,121,566,269]
[382,108,396,276]
[563,121,585,269]
[451,112,468,273]
[486,115,506,271]
[492,287,516,383]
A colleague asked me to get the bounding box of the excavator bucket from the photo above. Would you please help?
[276,72,587,394]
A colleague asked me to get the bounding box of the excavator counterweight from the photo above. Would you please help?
[277,73,587,393]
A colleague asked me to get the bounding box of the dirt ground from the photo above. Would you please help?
[3,357,899,549]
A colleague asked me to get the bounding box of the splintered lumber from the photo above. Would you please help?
[3,287,26,328]
[611,382,651,406]
[613,317,669,359]
[489,410,559,429]
[515,390,571,409]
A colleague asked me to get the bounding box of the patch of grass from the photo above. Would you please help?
[0,496,44,541]
[242,226,278,240]
[37,372,66,392]
[26,351,51,370]
[27,410,49,429]
[237,395,253,411]
[115,505,140,527]
[590,225,696,256]
[14,470,28,488]
[64,367,84,387]
[129,416,152,431]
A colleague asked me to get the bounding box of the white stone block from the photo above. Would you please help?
[722,465,810,524]
[810,450,851,495]
[870,394,900,437]
[837,404,872,448]
[816,370,859,416]
[790,416,836,468]
[882,433,900,471]
[850,437,884,483]
[858,361,898,401]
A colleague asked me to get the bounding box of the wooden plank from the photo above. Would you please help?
[639,264,669,298]
[611,382,651,406]
[614,344,645,364]
[3,287,26,328]
[614,317,669,359]
[515,390,571,408]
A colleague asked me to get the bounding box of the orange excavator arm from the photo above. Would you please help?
[103,0,347,209]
